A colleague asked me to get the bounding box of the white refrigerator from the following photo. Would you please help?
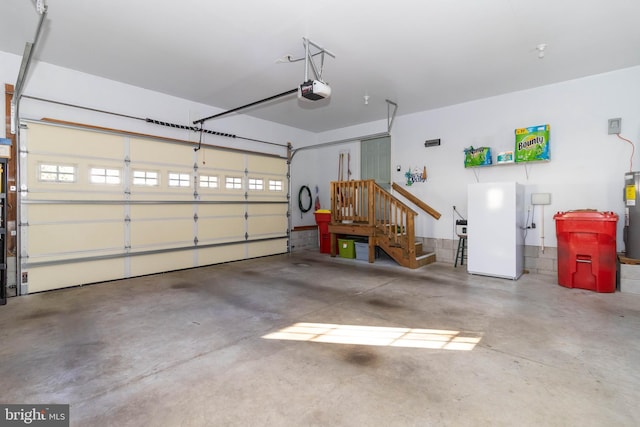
[467,182,524,280]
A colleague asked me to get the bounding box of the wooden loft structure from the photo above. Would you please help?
[328,180,441,269]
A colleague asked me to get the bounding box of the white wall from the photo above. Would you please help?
[310,66,640,251]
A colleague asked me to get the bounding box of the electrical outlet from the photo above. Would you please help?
[608,118,621,135]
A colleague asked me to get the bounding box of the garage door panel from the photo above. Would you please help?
[196,245,245,266]
[247,204,287,215]
[200,148,245,171]
[131,220,194,247]
[130,251,195,277]
[29,222,124,255]
[21,121,289,293]
[27,204,123,223]
[27,259,126,293]
[246,239,288,258]
[26,155,125,200]
[28,124,125,158]
[248,217,287,237]
[130,138,193,165]
[130,205,193,219]
[198,218,245,241]
[247,156,287,175]
[198,204,245,216]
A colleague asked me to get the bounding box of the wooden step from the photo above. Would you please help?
[412,251,436,268]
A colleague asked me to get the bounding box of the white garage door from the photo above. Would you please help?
[19,121,289,293]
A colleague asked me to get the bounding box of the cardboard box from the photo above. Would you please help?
[0,138,11,159]
[515,124,550,162]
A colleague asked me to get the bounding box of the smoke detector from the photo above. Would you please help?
[536,43,547,59]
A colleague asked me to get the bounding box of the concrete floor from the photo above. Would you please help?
[1,250,639,427]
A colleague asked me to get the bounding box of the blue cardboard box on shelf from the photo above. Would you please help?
[0,138,11,158]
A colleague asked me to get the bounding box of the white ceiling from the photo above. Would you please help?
[2,0,640,133]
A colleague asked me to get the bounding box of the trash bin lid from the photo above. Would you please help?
[553,210,618,221]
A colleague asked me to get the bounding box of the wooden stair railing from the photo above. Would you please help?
[329,180,434,268]
[391,182,441,220]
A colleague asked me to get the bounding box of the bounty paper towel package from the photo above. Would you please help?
[515,124,550,162]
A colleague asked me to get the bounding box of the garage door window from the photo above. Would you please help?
[225,176,243,190]
[90,167,121,184]
[199,175,219,189]
[133,170,159,186]
[269,180,283,191]
[168,172,191,188]
[248,178,264,191]
[39,163,76,183]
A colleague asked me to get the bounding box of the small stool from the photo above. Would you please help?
[454,234,467,267]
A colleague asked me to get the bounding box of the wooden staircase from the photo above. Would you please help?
[328,180,440,269]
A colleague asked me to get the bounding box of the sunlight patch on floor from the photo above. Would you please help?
[262,322,482,350]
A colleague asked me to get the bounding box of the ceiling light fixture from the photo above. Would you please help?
[536,43,547,59]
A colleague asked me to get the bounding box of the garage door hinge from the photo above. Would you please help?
[194,237,199,245]
[124,156,130,164]
[244,192,248,200]
[193,190,199,199]
[124,245,131,250]
[244,212,249,220]
[245,232,249,240]
[124,215,131,222]
[244,168,248,176]
[286,210,291,218]
[193,213,198,222]
[193,162,198,171]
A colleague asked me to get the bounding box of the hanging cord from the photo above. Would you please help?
[617,134,635,172]
[453,206,466,221]
[298,185,312,218]
[523,208,530,241]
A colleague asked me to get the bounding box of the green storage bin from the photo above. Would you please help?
[338,239,356,259]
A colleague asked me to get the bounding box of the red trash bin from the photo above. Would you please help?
[314,210,332,254]
[553,210,618,293]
